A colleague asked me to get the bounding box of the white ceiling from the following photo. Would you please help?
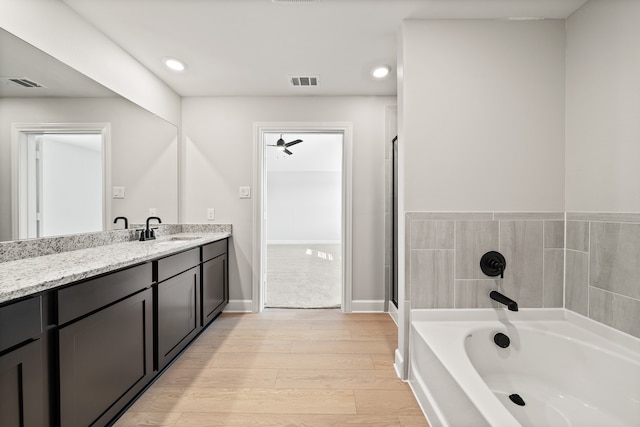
[61,0,588,97]
[0,28,116,98]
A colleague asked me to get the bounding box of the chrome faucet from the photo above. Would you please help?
[140,216,162,241]
[489,290,519,312]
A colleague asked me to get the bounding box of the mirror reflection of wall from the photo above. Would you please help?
[0,28,179,242]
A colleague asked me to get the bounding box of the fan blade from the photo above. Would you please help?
[267,144,278,147]
[284,148,293,155]
[285,139,303,147]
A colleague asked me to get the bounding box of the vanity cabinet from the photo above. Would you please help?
[201,239,228,326]
[57,263,153,427]
[0,296,44,427]
[1,236,229,426]
[156,248,201,370]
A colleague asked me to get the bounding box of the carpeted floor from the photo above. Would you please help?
[265,244,341,308]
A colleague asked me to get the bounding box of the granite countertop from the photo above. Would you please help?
[0,232,231,304]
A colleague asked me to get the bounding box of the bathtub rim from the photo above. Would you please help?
[411,308,640,355]
[408,308,640,427]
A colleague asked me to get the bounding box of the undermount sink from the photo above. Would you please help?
[156,236,202,245]
[165,236,201,241]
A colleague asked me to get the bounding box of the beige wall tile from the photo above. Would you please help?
[543,249,564,307]
[410,220,454,249]
[410,250,454,308]
[565,250,589,316]
[493,212,564,220]
[590,222,640,300]
[454,280,497,308]
[589,287,640,339]
[544,220,565,248]
[455,220,499,280]
[499,220,544,307]
[566,221,589,252]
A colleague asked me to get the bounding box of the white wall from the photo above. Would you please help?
[267,171,342,243]
[0,97,178,240]
[401,19,566,212]
[566,0,640,212]
[0,0,180,125]
[182,96,394,304]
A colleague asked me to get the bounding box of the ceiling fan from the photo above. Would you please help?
[267,135,303,155]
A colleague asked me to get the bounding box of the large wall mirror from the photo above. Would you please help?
[0,28,178,242]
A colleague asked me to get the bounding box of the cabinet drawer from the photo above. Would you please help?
[57,263,152,325]
[0,296,42,353]
[157,248,200,283]
[202,239,227,262]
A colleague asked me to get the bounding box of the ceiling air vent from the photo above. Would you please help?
[0,77,45,88]
[290,76,319,87]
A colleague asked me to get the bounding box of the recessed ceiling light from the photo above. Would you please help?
[372,65,391,79]
[163,57,186,72]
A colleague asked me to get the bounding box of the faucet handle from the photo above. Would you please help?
[480,251,507,279]
[137,229,147,241]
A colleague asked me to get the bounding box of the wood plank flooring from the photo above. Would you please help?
[115,309,428,426]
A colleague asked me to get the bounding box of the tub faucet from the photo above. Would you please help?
[113,216,128,229]
[489,290,518,312]
[140,216,162,241]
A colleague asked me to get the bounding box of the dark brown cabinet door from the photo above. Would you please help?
[58,288,153,427]
[202,254,227,326]
[157,266,200,370]
[0,340,43,427]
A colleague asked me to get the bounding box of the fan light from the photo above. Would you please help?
[163,57,186,72]
[372,65,391,79]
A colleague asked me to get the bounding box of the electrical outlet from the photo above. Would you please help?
[239,186,251,199]
[207,208,215,221]
[112,186,125,199]
[149,208,157,216]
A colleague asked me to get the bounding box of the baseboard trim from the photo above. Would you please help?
[223,300,253,312]
[394,348,405,380]
[224,299,386,313]
[388,302,399,326]
[351,300,385,312]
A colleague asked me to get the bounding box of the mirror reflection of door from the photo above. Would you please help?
[17,132,103,239]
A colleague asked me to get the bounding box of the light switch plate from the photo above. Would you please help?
[239,186,251,199]
[207,208,215,221]
[112,186,125,199]
[149,208,157,216]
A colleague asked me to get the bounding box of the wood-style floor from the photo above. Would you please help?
[115,309,428,426]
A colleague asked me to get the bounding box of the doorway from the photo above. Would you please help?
[11,123,110,239]
[253,123,353,312]
[264,132,343,308]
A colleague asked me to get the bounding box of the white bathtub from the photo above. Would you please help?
[409,309,640,427]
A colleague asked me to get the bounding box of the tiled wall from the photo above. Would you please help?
[406,212,564,310]
[566,213,640,339]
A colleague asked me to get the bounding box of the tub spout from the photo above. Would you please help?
[489,290,518,312]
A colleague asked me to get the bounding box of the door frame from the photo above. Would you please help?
[11,123,111,239]
[252,122,353,312]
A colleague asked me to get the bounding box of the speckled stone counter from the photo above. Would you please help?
[0,231,231,304]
